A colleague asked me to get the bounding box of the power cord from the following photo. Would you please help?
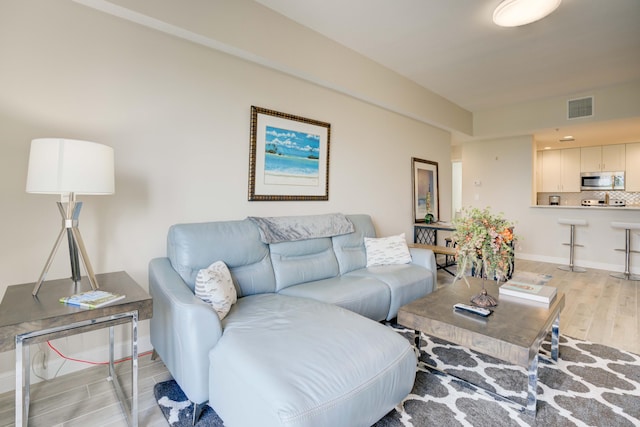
[47,341,154,365]
[32,342,67,382]
[31,341,155,382]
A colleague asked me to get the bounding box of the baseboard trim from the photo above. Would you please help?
[515,253,639,274]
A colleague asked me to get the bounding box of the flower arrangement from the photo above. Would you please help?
[424,192,434,223]
[452,207,516,285]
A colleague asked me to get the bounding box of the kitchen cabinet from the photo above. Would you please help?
[536,151,543,191]
[541,150,561,192]
[580,144,625,172]
[540,148,581,192]
[626,142,640,191]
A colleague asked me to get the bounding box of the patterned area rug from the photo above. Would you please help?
[154,328,640,427]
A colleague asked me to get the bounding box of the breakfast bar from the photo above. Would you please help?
[526,204,640,276]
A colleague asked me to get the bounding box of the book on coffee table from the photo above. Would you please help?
[499,271,556,305]
[508,271,552,286]
[60,290,125,309]
[499,281,557,305]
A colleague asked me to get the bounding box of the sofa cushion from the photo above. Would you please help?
[167,219,276,296]
[194,261,237,320]
[332,214,376,274]
[346,263,434,320]
[209,294,416,427]
[364,233,412,267]
[277,275,390,321]
[269,237,340,291]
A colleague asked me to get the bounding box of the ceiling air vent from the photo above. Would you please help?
[567,96,593,119]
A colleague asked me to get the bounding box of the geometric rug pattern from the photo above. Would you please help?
[374,325,640,427]
[155,326,640,427]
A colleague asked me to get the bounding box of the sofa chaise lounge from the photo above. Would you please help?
[149,214,437,426]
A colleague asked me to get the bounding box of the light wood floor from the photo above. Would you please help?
[0,259,637,426]
[0,353,170,427]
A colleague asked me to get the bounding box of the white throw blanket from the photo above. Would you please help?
[247,213,354,244]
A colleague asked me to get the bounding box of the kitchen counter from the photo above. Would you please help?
[532,205,640,210]
[525,199,639,275]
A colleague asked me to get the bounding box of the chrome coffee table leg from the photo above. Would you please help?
[551,314,560,361]
[526,355,538,415]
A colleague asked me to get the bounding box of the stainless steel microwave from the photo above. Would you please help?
[580,171,625,190]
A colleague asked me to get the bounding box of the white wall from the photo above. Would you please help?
[0,1,453,391]
[473,81,640,139]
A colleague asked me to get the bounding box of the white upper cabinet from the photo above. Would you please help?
[541,148,581,192]
[580,144,625,172]
[541,150,561,192]
[580,146,601,171]
[602,144,626,171]
[560,148,581,192]
[625,142,640,192]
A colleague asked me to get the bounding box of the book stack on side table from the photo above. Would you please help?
[499,272,557,306]
[60,289,125,309]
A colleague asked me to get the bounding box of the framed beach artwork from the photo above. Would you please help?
[249,106,331,201]
[412,157,439,223]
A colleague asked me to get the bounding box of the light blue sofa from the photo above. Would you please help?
[149,214,436,426]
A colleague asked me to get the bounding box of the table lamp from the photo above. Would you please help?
[26,138,115,296]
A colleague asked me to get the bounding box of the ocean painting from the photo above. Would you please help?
[417,168,434,214]
[263,125,320,186]
[412,158,439,222]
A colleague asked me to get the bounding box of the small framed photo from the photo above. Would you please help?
[249,106,331,201]
[412,157,439,223]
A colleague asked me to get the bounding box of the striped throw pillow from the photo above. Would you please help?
[364,233,412,267]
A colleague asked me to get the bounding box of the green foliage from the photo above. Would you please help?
[452,207,516,284]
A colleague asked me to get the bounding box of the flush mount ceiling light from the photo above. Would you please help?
[493,0,562,27]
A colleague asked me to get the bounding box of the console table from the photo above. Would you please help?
[414,222,457,275]
[0,271,152,427]
[414,221,454,245]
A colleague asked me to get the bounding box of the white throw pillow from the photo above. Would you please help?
[195,260,237,320]
[364,233,412,267]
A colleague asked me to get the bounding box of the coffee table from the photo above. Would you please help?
[397,277,565,415]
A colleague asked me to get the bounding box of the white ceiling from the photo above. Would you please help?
[255,0,640,148]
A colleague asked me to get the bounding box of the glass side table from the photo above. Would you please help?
[0,271,152,427]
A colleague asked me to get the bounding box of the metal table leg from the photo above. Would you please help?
[110,312,139,427]
[551,314,560,361]
[14,311,139,427]
[525,354,539,415]
[15,336,27,427]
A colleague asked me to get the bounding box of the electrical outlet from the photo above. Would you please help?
[41,348,48,370]
[32,345,49,379]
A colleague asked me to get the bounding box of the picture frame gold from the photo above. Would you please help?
[249,106,331,201]
[412,157,439,223]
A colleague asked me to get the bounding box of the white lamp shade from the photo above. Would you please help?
[26,138,115,195]
[493,0,562,27]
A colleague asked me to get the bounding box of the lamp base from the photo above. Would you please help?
[32,196,100,296]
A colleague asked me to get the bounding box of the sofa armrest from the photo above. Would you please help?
[149,257,222,404]
[409,247,438,288]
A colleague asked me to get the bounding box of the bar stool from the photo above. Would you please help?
[611,222,640,281]
[558,218,587,272]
